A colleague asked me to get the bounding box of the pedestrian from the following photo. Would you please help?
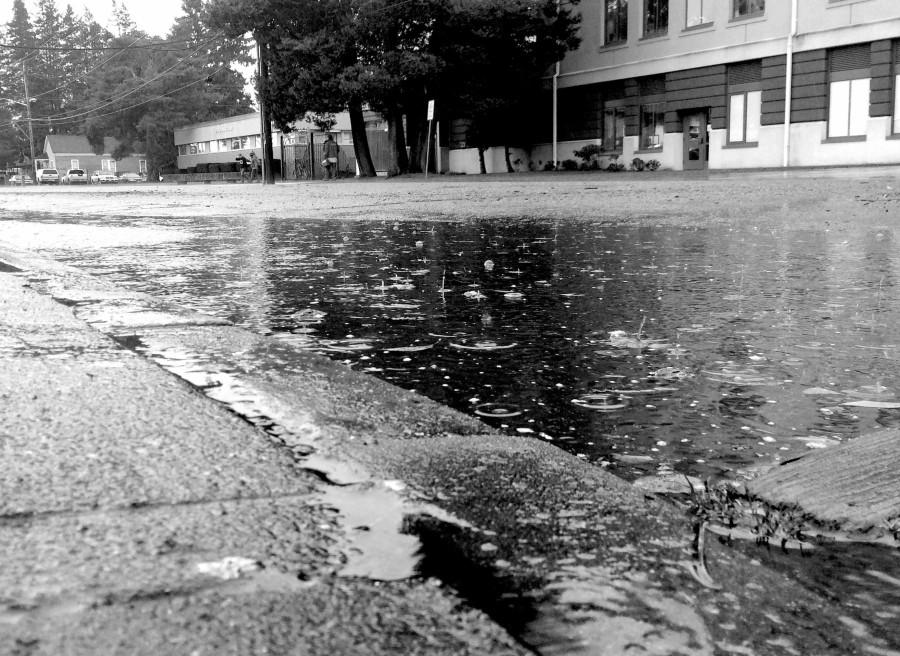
[235,154,249,182]
[323,134,339,180]
[249,151,260,182]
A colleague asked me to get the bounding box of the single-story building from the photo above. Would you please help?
[41,135,147,175]
[173,110,395,178]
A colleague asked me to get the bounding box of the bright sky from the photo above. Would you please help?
[1,0,186,38]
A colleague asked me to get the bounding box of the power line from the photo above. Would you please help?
[0,38,221,53]
[28,35,223,123]
[0,62,232,131]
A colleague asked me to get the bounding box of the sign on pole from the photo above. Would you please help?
[425,99,435,177]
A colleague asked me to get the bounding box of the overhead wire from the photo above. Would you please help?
[26,32,225,123]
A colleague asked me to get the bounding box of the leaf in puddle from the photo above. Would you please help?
[841,400,900,409]
[384,343,436,352]
[802,387,841,395]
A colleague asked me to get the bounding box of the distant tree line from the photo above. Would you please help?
[0,0,252,178]
[2,0,580,179]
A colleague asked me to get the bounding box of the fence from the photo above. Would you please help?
[281,130,394,180]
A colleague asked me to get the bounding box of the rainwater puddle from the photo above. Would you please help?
[16,214,900,488]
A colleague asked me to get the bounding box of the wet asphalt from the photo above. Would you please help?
[2,172,900,655]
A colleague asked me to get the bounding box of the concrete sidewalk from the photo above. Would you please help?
[0,259,526,655]
[2,242,899,655]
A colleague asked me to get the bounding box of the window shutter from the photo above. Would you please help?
[830,44,871,73]
[728,60,762,86]
[894,40,900,66]
[639,76,666,96]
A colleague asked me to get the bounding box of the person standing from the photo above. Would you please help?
[236,154,249,182]
[249,151,260,182]
[323,135,339,180]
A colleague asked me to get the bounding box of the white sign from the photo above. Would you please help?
[427,99,435,121]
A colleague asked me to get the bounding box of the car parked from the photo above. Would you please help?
[35,168,60,184]
[116,171,144,183]
[90,170,117,184]
[8,174,34,185]
[63,168,88,184]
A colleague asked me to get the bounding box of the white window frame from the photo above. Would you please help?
[138,160,147,173]
[605,0,628,46]
[603,103,626,152]
[101,159,117,172]
[893,73,900,135]
[732,0,764,20]
[728,89,761,144]
[685,0,708,28]
[639,102,665,151]
[828,76,870,138]
[643,0,668,37]
[70,159,79,169]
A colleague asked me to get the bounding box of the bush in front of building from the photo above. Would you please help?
[574,144,602,170]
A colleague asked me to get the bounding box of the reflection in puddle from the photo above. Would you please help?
[20,215,900,486]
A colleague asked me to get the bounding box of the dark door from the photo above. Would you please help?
[683,112,709,170]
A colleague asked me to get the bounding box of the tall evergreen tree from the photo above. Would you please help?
[0,0,36,166]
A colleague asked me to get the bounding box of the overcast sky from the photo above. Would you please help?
[1,0,186,38]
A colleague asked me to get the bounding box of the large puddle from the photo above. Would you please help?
[5,214,900,486]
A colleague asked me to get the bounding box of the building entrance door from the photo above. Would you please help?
[682,112,708,170]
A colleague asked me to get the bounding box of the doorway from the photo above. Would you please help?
[682,111,708,170]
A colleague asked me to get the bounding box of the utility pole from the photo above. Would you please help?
[22,62,35,171]
[256,38,275,184]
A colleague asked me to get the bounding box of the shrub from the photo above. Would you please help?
[561,159,578,171]
[543,161,556,171]
[573,144,602,163]
[631,157,645,172]
[195,163,209,173]
[645,159,661,171]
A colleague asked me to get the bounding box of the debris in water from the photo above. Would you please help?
[450,339,517,351]
[196,556,261,580]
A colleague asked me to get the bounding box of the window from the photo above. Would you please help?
[828,44,871,139]
[101,159,117,172]
[603,104,626,151]
[640,103,665,150]
[893,43,900,134]
[732,0,764,19]
[728,91,761,143]
[70,159,79,169]
[685,0,708,27]
[644,0,667,36]
[829,78,870,138]
[605,0,628,45]
[139,160,147,173]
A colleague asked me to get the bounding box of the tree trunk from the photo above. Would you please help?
[505,145,514,173]
[478,147,487,175]
[387,109,408,177]
[349,99,376,177]
[406,106,425,174]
